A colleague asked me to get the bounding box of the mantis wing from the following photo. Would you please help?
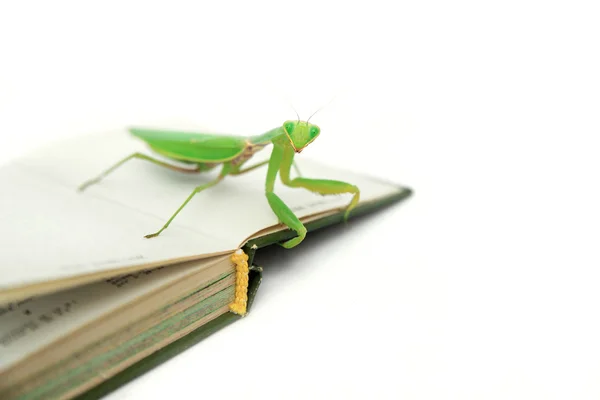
[130,128,248,163]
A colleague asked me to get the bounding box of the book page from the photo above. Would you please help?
[0,256,225,372]
[0,130,405,298]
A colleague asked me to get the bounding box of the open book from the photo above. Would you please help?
[0,130,412,399]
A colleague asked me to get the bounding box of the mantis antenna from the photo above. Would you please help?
[292,105,301,122]
[306,108,320,123]
[307,95,337,123]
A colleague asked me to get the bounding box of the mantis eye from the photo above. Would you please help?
[284,122,294,134]
[309,127,320,139]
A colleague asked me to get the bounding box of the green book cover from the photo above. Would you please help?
[78,187,412,400]
[0,130,412,399]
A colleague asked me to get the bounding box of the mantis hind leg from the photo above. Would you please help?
[78,152,202,191]
[145,164,231,238]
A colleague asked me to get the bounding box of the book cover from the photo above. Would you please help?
[0,129,412,399]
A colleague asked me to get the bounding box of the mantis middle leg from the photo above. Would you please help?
[145,164,231,238]
[230,160,270,176]
[230,159,302,177]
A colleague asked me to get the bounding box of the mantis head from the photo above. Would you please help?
[282,120,321,153]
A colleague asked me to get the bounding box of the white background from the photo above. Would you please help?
[1,1,599,399]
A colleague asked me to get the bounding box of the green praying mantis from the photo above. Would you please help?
[78,119,360,248]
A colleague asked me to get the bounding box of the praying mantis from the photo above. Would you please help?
[78,120,360,248]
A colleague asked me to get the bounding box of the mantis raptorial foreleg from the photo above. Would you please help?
[78,152,201,192]
[144,164,231,238]
[279,147,360,220]
[283,178,360,219]
[264,145,307,248]
[266,192,307,248]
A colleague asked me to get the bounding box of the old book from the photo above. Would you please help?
[0,129,412,399]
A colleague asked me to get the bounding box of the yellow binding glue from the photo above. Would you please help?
[229,249,249,316]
